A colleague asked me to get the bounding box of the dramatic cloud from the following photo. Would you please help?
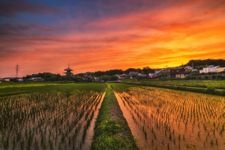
[0,0,61,16]
[0,0,225,77]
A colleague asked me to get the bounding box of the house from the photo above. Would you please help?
[2,77,13,82]
[200,66,225,74]
[149,69,170,79]
[17,78,24,82]
[200,65,217,74]
[148,70,163,78]
[115,74,129,80]
[148,73,155,78]
[81,73,95,82]
[137,73,147,78]
[184,66,193,70]
[184,66,193,72]
[120,74,129,78]
[27,77,44,81]
[217,67,225,73]
[170,67,187,79]
[93,77,104,82]
[128,71,139,77]
[0,77,24,82]
[175,73,186,79]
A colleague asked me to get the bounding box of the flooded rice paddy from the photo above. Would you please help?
[0,91,105,150]
[116,87,225,150]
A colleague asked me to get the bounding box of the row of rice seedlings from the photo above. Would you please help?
[0,91,103,150]
[117,87,225,150]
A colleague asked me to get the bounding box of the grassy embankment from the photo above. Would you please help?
[92,84,137,150]
[122,79,225,96]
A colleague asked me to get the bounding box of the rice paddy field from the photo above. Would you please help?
[113,83,225,150]
[122,79,225,89]
[123,79,225,96]
[0,83,106,150]
[1,82,225,150]
[138,80,225,89]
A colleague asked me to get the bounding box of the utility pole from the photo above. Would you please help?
[16,64,19,77]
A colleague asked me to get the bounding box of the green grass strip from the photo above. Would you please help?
[91,84,137,150]
[0,83,106,97]
[122,81,225,96]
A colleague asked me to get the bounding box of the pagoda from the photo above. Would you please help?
[64,66,73,77]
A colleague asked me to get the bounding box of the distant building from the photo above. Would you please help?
[17,78,24,82]
[64,67,73,77]
[2,77,15,82]
[119,74,129,79]
[27,77,44,81]
[184,66,193,72]
[170,67,188,79]
[175,73,186,79]
[128,71,139,77]
[148,73,155,78]
[148,69,167,79]
[137,73,147,78]
[200,66,225,74]
[217,67,225,73]
[0,77,23,82]
[115,74,122,80]
[3,78,11,82]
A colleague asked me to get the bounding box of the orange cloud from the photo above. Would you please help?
[1,0,225,77]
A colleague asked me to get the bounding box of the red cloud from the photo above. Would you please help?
[0,0,225,77]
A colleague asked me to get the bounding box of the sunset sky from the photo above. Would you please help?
[1,0,225,77]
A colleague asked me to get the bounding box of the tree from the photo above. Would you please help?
[143,67,155,74]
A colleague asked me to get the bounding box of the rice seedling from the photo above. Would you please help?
[0,83,105,150]
[115,86,225,150]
